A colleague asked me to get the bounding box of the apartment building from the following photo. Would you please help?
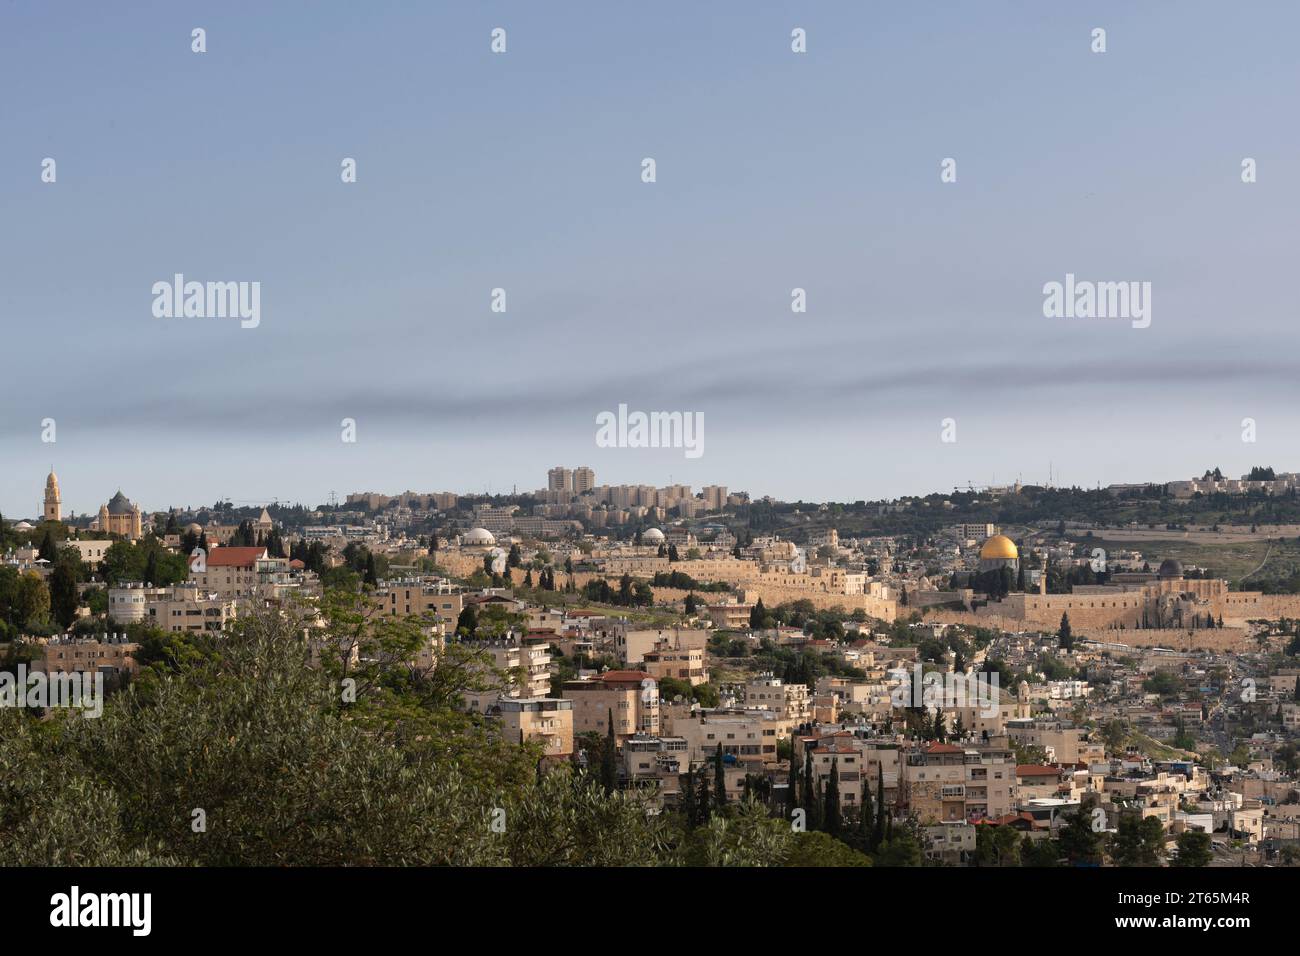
[189,546,295,600]
[1006,718,1090,764]
[675,708,787,768]
[497,696,574,757]
[562,670,660,742]
[642,643,708,686]
[703,603,754,630]
[902,740,1017,824]
[615,625,708,665]
[741,676,811,723]
[465,638,553,712]
[108,583,237,633]
[36,634,140,676]
[378,578,464,624]
[60,539,114,568]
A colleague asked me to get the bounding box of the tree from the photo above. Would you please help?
[38,529,58,564]
[667,544,679,563]
[713,743,727,810]
[14,572,50,631]
[873,763,886,850]
[681,768,698,828]
[695,770,712,827]
[684,592,698,615]
[1170,830,1212,867]
[856,768,875,851]
[824,758,841,837]
[1058,612,1073,651]
[1109,813,1164,866]
[1020,833,1062,867]
[786,736,800,816]
[1057,808,1103,865]
[749,598,766,630]
[601,709,618,796]
[975,823,1022,866]
[455,604,478,638]
[49,562,80,629]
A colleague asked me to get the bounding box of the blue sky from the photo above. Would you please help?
[3,2,1299,517]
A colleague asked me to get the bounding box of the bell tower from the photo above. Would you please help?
[43,468,62,522]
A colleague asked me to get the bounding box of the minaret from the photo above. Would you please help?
[43,468,62,522]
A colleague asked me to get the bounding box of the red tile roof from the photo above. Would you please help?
[924,742,964,754]
[1016,764,1061,777]
[205,547,266,568]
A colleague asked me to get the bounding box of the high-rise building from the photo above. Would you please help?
[43,468,62,522]
[573,466,595,493]
[702,485,728,511]
[547,466,573,493]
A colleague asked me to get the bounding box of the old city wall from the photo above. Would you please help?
[917,608,1249,651]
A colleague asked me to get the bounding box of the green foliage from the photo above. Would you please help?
[1108,813,1165,866]
[101,539,189,589]
[1170,830,1212,867]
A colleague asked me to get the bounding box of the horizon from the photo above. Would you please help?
[8,460,1291,522]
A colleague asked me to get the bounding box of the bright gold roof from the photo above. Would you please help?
[979,534,1018,560]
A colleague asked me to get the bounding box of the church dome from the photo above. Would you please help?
[106,491,135,515]
[463,527,495,546]
[1157,558,1184,579]
[642,528,666,544]
[979,534,1018,560]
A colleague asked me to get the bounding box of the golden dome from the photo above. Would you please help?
[979,534,1018,560]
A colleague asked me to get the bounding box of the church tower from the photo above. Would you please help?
[43,468,62,522]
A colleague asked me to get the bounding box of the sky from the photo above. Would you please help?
[3,1,1299,518]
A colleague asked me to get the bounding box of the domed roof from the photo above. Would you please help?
[45,469,59,489]
[463,527,495,545]
[106,491,135,515]
[979,534,1018,560]
[1157,558,1184,579]
[186,522,203,534]
[14,521,34,531]
[642,528,665,543]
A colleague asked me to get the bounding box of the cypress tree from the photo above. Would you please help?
[825,757,841,837]
[873,763,886,850]
[601,708,617,796]
[682,768,697,829]
[786,735,800,815]
[714,743,727,809]
[696,771,711,826]
[38,528,57,563]
[858,769,874,850]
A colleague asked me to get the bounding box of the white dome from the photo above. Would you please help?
[642,528,665,543]
[14,521,34,531]
[463,527,496,546]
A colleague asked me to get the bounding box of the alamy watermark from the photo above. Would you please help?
[890,664,999,719]
[595,404,703,459]
[0,665,103,719]
[152,274,260,329]
[1042,273,1150,329]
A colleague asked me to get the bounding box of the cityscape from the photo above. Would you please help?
[4,462,1300,875]
[4,0,1293,936]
